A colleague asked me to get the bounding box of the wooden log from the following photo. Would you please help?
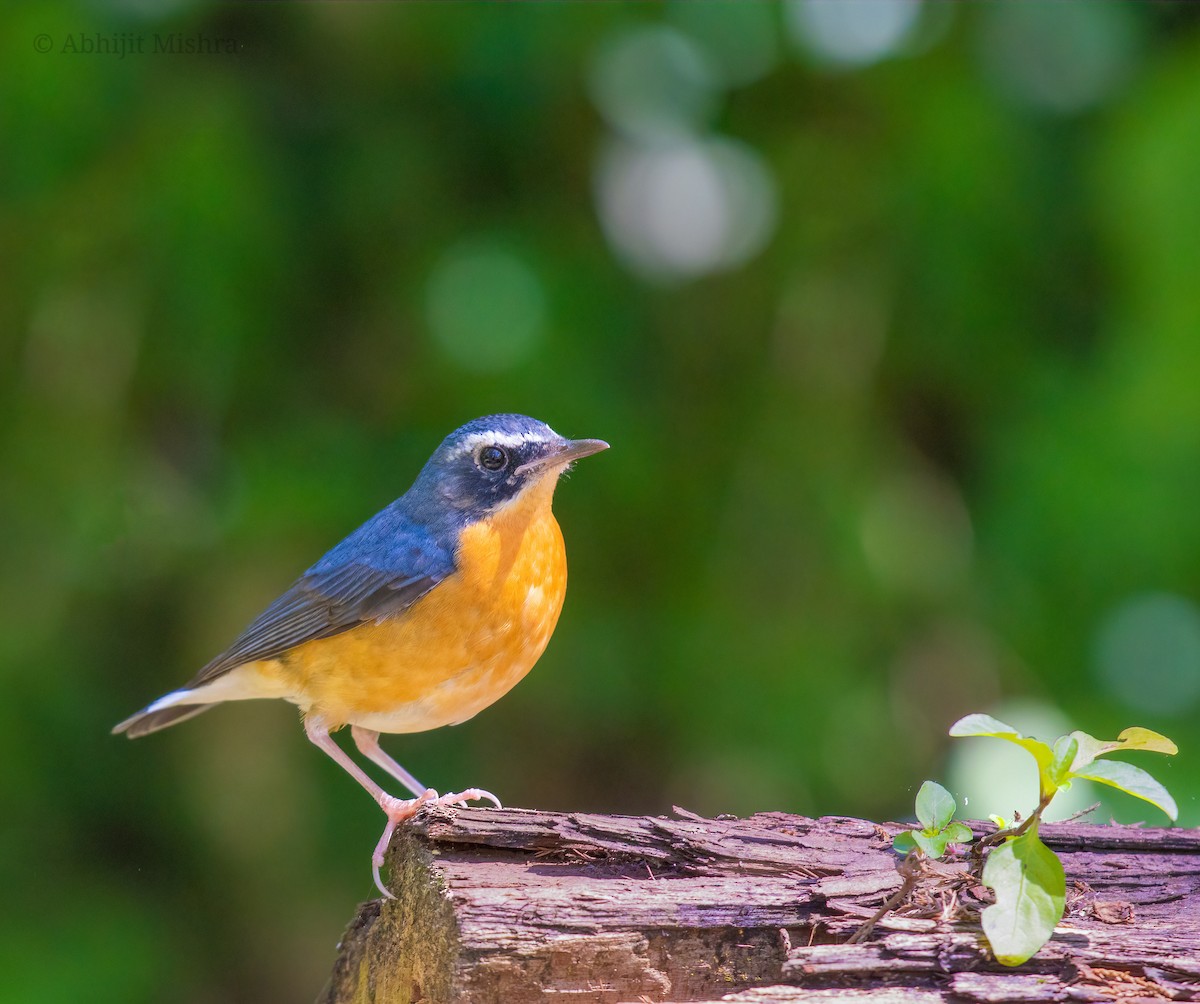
[320,807,1200,1004]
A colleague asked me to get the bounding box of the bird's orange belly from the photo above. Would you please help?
[257,509,568,732]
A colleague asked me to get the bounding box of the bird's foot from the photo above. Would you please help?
[371,789,437,898]
[371,788,502,898]
[428,787,503,811]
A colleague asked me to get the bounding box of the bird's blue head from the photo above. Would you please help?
[407,414,608,524]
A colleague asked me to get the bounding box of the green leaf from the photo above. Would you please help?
[1048,735,1078,787]
[941,821,974,844]
[981,823,1065,966]
[912,829,951,858]
[892,830,917,853]
[1069,727,1179,771]
[949,713,1023,738]
[1068,759,1178,821]
[915,780,957,831]
[949,714,1057,797]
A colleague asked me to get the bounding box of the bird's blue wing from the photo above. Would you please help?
[187,504,456,687]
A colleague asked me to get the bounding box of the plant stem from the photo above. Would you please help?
[848,851,923,944]
[969,791,1055,874]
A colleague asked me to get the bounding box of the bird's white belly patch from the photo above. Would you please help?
[348,656,534,733]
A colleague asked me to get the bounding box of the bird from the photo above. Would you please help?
[114,414,608,896]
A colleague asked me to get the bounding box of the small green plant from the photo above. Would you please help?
[893,780,973,858]
[850,780,975,947]
[947,714,1178,966]
[877,717,1179,965]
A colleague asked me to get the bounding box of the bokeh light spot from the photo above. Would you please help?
[979,1,1141,114]
[667,1,780,89]
[587,25,719,144]
[1093,592,1200,717]
[595,137,778,283]
[426,239,546,372]
[786,0,923,68]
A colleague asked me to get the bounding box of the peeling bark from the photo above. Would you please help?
[321,807,1200,1003]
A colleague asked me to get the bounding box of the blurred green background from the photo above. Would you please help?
[4,1,1200,1000]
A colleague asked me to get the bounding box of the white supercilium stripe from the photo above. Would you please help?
[446,429,558,459]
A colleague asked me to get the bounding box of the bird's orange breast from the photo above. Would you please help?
[254,477,569,732]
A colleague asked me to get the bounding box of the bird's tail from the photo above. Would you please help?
[112,698,215,738]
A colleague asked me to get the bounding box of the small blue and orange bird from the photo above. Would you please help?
[114,414,607,895]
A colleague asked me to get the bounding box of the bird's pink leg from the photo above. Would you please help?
[350,725,502,811]
[305,719,502,898]
[304,718,437,897]
[348,725,430,797]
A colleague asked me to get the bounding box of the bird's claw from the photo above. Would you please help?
[434,787,503,810]
[371,787,502,899]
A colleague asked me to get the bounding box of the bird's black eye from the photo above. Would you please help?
[478,445,509,471]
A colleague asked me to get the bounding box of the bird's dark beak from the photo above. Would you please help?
[516,438,609,475]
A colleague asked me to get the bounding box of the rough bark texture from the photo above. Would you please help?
[320,807,1200,1004]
